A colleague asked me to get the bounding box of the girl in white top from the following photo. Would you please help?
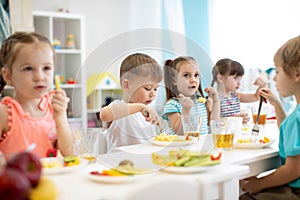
[100,53,163,152]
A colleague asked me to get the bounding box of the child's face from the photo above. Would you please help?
[9,42,54,100]
[221,74,242,92]
[126,76,160,105]
[273,65,295,97]
[174,61,200,97]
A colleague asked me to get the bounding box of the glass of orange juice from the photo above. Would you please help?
[251,105,267,125]
[210,119,235,150]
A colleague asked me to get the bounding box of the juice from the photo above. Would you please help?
[185,131,200,138]
[252,113,267,125]
[213,133,234,149]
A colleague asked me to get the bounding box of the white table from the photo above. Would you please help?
[46,122,279,200]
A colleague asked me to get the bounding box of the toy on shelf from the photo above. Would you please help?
[67,78,76,84]
[53,38,61,49]
[66,34,76,49]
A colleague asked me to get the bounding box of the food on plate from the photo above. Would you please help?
[63,156,80,166]
[152,149,222,167]
[46,148,58,157]
[154,133,191,142]
[236,136,271,144]
[28,176,58,200]
[118,159,134,167]
[41,159,63,168]
[197,97,207,103]
[7,151,42,187]
[90,160,150,177]
[259,136,271,144]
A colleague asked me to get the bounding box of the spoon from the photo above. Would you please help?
[26,143,36,152]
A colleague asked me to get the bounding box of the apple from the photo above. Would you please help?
[7,152,42,187]
[0,168,31,200]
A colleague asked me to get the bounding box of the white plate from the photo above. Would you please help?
[161,164,220,174]
[234,139,275,149]
[150,136,196,147]
[87,173,150,184]
[41,157,88,175]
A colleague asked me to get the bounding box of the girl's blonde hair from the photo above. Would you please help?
[274,35,300,76]
[164,56,205,101]
[0,32,55,94]
[211,58,245,87]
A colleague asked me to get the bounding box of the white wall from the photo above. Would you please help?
[32,0,162,78]
[208,0,300,70]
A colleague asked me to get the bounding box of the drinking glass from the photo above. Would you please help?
[210,119,235,150]
[181,114,202,138]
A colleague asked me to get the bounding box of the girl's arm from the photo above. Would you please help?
[167,112,184,135]
[0,104,9,138]
[205,87,220,120]
[241,154,300,194]
[51,89,74,156]
[100,102,160,125]
[238,77,267,103]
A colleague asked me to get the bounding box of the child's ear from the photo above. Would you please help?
[217,74,224,83]
[1,67,13,85]
[122,79,129,91]
[295,70,300,83]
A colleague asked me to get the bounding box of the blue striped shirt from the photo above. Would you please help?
[162,97,209,135]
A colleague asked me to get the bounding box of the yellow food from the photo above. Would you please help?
[154,134,177,141]
[29,177,58,200]
[236,138,252,143]
[197,97,207,103]
[41,160,63,168]
[263,136,270,143]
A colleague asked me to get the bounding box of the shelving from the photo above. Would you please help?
[86,73,122,128]
[33,10,87,130]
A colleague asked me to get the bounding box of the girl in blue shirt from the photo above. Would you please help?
[162,56,220,135]
[240,35,300,199]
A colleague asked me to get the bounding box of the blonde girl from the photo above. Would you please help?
[0,32,73,159]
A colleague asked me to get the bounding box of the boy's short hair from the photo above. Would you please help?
[120,53,163,83]
[274,35,300,76]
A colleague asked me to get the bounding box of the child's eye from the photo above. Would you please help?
[44,66,53,71]
[144,87,151,91]
[23,66,33,71]
[183,73,190,78]
[195,74,200,78]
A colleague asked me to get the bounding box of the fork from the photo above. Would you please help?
[251,96,265,139]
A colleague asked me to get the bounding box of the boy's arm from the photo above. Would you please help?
[241,155,300,194]
[260,88,286,127]
[51,89,74,156]
[100,102,149,122]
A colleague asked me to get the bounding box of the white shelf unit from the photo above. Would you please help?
[33,10,87,131]
[87,87,122,128]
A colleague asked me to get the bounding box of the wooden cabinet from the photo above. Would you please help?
[33,10,87,130]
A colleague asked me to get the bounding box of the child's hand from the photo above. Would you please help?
[178,94,193,114]
[141,107,160,126]
[51,89,70,119]
[259,88,281,106]
[253,77,267,88]
[205,87,218,101]
[240,176,262,194]
[233,113,250,124]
